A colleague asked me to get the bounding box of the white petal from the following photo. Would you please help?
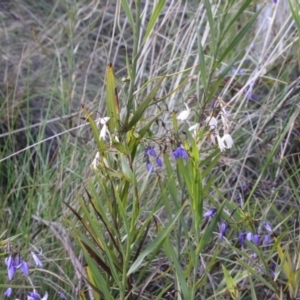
[177,110,190,121]
[222,134,233,149]
[96,117,110,126]
[207,117,218,130]
[100,124,109,140]
[217,135,226,152]
[184,102,190,111]
[188,124,199,132]
[177,103,191,121]
[41,292,49,300]
[92,151,100,169]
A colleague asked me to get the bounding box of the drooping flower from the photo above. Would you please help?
[177,103,191,121]
[146,161,154,173]
[188,123,200,137]
[203,208,217,218]
[91,151,100,169]
[173,146,188,160]
[253,234,260,245]
[262,221,273,233]
[219,222,227,240]
[246,232,253,242]
[217,134,233,152]
[5,255,16,280]
[20,261,29,276]
[206,116,218,130]
[28,291,48,300]
[58,292,67,300]
[4,287,12,298]
[156,157,163,167]
[145,147,156,157]
[264,234,271,245]
[31,251,43,268]
[239,231,247,247]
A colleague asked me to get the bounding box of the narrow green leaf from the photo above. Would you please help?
[120,0,135,33]
[127,75,165,129]
[127,201,188,275]
[120,155,135,183]
[142,0,166,44]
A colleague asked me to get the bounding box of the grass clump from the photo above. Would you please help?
[0,0,300,299]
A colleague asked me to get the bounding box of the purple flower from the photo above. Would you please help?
[203,208,217,218]
[264,234,271,245]
[246,232,253,242]
[156,157,163,167]
[146,161,154,173]
[58,292,67,300]
[173,146,188,160]
[262,221,273,233]
[5,255,16,280]
[20,261,29,276]
[4,287,12,298]
[219,222,227,240]
[273,0,277,3]
[239,231,247,247]
[244,81,258,101]
[145,147,156,157]
[31,251,43,268]
[28,291,41,300]
[28,291,48,300]
[253,234,260,245]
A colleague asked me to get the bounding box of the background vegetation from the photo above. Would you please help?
[0,0,300,299]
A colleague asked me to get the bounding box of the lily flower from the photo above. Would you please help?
[217,134,233,152]
[203,208,217,218]
[4,287,12,297]
[177,103,190,121]
[206,117,218,130]
[31,251,43,268]
[91,151,100,169]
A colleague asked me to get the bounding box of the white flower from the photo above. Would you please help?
[188,123,199,138]
[96,117,110,126]
[217,134,233,152]
[206,116,218,130]
[177,103,190,121]
[92,151,100,169]
[100,123,110,140]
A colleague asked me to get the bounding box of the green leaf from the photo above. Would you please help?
[120,0,135,32]
[127,75,165,130]
[222,264,239,300]
[127,201,188,275]
[142,0,166,44]
[120,155,135,183]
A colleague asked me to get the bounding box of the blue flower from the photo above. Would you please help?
[5,255,16,280]
[264,234,271,245]
[219,222,227,240]
[156,157,163,167]
[146,161,154,173]
[253,234,260,245]
[145,147,156,157]
[173,146,188,160]
[58,292,67,300]
[4,287,12,298]
[238,231,247,247]
[262,221,273,233]
[31,251,43,268]
[203,208,217,218]
[28,291,48,300]
[246,232,253,242]
[20,261,29,276]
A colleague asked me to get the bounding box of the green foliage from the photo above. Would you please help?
[1,0,300,299]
